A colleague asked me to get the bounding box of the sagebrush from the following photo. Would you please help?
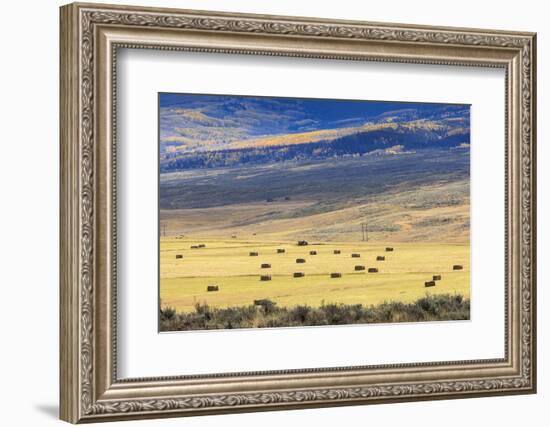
[160,293,469,331]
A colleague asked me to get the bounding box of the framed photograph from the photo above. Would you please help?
[60,2,537,423]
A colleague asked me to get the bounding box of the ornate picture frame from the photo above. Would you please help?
[60,2,536,423]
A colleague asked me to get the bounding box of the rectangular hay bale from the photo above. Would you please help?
[330,273,342,278]
[260,275,272,281]
[293,272,305,278]
[425,281,436,287]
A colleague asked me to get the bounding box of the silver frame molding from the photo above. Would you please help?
[60,2,537,423]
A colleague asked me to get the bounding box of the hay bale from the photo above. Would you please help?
[198,244,206,248]
[254,299,276,311]
[261,263,271,269]
[453,265,463,270]
[385,247,394,252]
[376,256,385,261]
[190,245,199,249]
[175,254,183,259]
[351,253,361,258]
[296,258,306,264]
[309,250,317,255]
[249,252,259,256]
[297,240,309,246]
[330,273,342,278]
[260,275,272,281]
[277,249,285,253]
[293,272,305,278]
[368,268,378,273]
[354,265,365,271]
[333,250,341,254]
[433,274,442,281]
[424,281,436,287]
[206,285,219,292]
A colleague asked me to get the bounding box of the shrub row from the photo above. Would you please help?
[160,294,469,331]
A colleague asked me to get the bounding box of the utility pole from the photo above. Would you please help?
[361,222,368,242]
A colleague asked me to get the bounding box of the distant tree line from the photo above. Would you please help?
[160,127,469,172]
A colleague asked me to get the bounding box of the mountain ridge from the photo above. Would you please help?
[160,122,469,172]
[159,94,470,172]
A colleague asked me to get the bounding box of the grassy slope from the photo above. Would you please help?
[160,149,469,210]
[160,184,469,243]
[160,150,470,243]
